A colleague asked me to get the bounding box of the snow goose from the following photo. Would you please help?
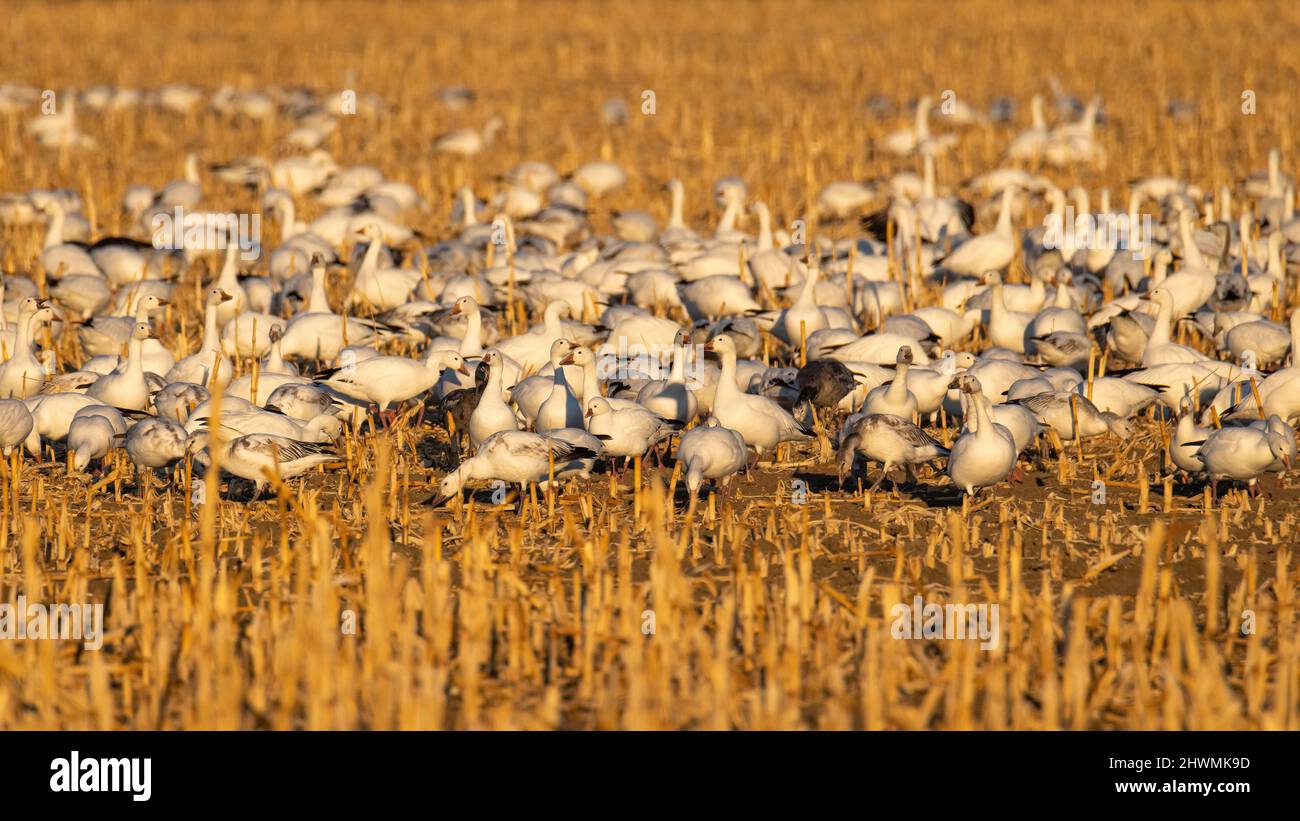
[748,202,806,289]
[67,410,123,471]
[1017,390,1132,442]
[823,333,933,366]
[86,322,154,410]
[837,413,948,490]
[636,331,701,423]
[1006,95,1049,161]
[469,350,521,447]
[432,117,504,157]
[559,345,644,413]
[677,275,762,321]
[279,269,383,363]
[316,348,470,422]
[677,418,749,496]
[495,300,573,374]
[209,240,249,326]
[1224,309,1297,368]
[349,222,421,310]
[777,255,831,346]
[153,382,209,424]
[791,358,857,412]
[125,416,189,475]
[428,430,600,508]
[935,186,1017,276]
[220,311,286,359]
[0,398,34,454]
[264,382,335,422]
[22,392,100,455]
[535,341,584,434]
[704,334,813,458]
[947,375,1017,496]
[976,272,1034,353]
[585,397,681,461]
[1030,331,1092,370]
[511,339,577,425]
[77,293,170,359]
[862,345,918,418]
[1139,287,1210,367]
[1169,397,1212,475]
[1192,418,1293,496]
[165,288,236,392]
[193,432,340,497]
[190,407,342,443]
[34,198,100,277]
[1074,378,1161,418]
[0,299,54,399]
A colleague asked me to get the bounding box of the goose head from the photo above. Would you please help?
[893,345,914,368]
[429,465,469,508]
[1267,431,1293,470]
[703,334,737,357]
[427,350,470,376]
[585,396,613,420]
[548,338,576,368]
[132,321,156,342]
[205,287,234,307]
[448,295,478,317]
[1101,411,1133,439]
[558,345,595,369]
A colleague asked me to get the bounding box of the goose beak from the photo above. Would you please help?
[558,353,576,366]
[426,492,452,508]
[703,339,716,352]
[457,363,471,376]
[155,298,170,307]
[448,303,463,316]
[218,290,234,302]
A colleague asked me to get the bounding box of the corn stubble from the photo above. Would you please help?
[0,0,1298,729]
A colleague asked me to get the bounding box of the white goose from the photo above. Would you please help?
[495,300,573,374]
[635,330,700,424]
[192,432,339,496]
[1169,397,1212,475]
[585,397,680,460]
[279,262,383,362]
[705,334,813,458]
[948,374,1017,496]
[935,187,1017,276]
[535,340,584,434]
[349,222,421,311]
[469,351,521,447]
[86,322,154,410]
[862,345,918,419]
[837,412,948,490]
[125,417,189,471]
[1192,417,1293,496]
[0,299,54,399]
[68,408,124,471]
[166,287,235,388]
[429,430,600,507]
[317,348,470,422]
[0,398,34,454]
[677,418,749,496]
[1140,287,1210,367]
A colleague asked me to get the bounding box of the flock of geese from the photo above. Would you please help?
[1,83,1299,508]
